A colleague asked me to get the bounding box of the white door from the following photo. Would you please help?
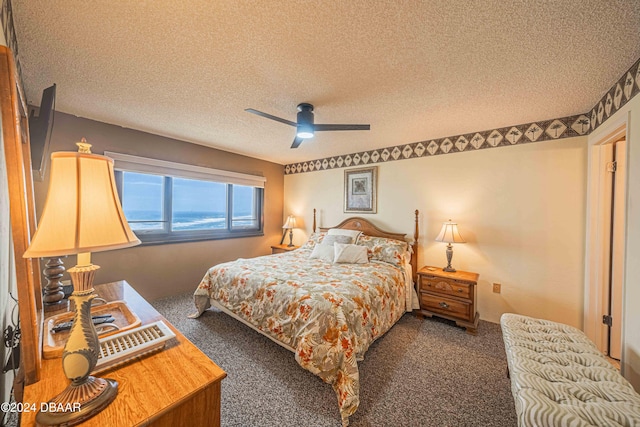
[608,139,626,360]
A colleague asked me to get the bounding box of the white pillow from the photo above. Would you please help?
[321,235,353,246]
[333,243,368,264]
[309,243,335,263]
[327,228,362,244]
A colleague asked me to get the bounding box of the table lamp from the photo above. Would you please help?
[282,215,297,247]
[435,219,465,272]
[23,139,140,425]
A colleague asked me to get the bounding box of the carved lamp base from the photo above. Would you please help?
[442,243,457,272]
[35,377,118,426]
[36,261,118,425]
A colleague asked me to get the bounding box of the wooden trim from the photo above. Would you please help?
[0,45,42,384]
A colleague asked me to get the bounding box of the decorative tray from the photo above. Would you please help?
[43,300,141,359]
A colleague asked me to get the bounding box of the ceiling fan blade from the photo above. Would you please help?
[291,136,304,149]
[245,108,296,127]
[314,124,370,131]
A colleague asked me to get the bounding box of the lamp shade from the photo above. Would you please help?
[435,220,465,244]
[23,147,140,258]
[282,215,297,229]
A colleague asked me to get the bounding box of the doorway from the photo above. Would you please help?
[584,122,628,362]
[603,138,626,360]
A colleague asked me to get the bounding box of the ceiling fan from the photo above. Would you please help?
[245,103,370,148]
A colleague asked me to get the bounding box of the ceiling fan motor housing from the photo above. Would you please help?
[296,103,314,138]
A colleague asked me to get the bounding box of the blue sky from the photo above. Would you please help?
[122,172,253,215]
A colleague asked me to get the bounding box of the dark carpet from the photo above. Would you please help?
[152,292,517,427]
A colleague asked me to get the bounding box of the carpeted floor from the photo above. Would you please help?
[152,292,518,427]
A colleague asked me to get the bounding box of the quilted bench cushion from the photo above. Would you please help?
[501,313,640,427]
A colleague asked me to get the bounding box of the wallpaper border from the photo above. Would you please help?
[285,56,640,175]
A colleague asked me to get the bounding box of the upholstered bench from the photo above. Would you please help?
[500,313,640,427]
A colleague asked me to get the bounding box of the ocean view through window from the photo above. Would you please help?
[110,153,265,244]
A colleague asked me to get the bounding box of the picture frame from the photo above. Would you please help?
[344,166,377,214]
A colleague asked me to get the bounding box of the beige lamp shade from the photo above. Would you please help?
[435,220,465,244]
[282,215,297,229]
[23,149,140,258]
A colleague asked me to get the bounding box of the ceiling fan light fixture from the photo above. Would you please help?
[296,124,314,139]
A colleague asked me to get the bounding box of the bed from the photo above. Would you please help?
[192,210,420,426]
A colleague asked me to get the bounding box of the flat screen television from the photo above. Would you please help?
[29,83,56,181]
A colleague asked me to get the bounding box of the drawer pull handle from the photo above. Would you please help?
[457,289,463,293]
[439,302,449,309]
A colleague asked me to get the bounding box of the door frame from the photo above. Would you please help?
[584,113,629,359]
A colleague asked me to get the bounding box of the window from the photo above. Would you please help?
[121,172,165,231]
[109,152,265,244]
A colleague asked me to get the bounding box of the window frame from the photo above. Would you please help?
[109,152,265,245]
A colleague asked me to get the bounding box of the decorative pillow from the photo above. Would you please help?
[300,232,327,249]
[309,243,335,262]
[333,243,368,264]
[327,228,362,244]
[321,235,354,246]
[357,235,409,267]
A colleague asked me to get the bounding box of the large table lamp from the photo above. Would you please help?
[435,219,465,272]
[23,139,140,425]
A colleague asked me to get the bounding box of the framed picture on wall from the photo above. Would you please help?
[344,166,377,214]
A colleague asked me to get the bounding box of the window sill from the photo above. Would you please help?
[133,230,264,246]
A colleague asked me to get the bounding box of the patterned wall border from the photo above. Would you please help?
[285,56,640,175]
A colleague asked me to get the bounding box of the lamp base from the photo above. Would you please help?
[43,257,68,312]
[443,243,456,273]
[287,229,294,247]
[35,376,118,426]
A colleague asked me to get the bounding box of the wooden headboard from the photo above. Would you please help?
[313,209,420,283]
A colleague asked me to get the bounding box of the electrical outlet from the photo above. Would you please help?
[493,283,501,293]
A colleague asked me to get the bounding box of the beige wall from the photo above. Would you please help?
[285,136,588,326]
[34,112,284,300]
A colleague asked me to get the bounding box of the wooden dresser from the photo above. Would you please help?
[22,280,226,426]
[416,267,480,335]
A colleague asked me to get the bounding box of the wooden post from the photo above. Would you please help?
[412,210,419,283]
[1,46,42,384]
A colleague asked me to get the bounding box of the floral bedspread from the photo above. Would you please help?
[192,247,409,425]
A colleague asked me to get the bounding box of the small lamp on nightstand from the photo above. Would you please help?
[282,215,297,247]
[23,139,140,425]
[435,219,465,272]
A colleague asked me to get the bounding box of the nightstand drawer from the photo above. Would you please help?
[420,293,471,319]
[420,276,471,300]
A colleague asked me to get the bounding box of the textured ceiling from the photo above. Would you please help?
[12,1,640,165]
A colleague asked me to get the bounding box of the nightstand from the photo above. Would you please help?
[416,266,480,335]
[271,244,299,254]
